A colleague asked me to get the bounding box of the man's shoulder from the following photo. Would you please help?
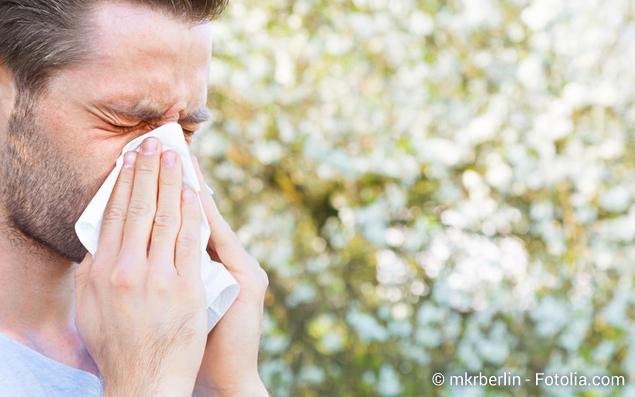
[0,332,103,397]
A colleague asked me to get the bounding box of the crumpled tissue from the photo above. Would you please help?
[75,122,240,333]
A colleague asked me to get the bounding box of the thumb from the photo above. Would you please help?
[74,252,93,304]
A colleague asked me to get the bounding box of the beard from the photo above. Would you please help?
[0,96,96,263]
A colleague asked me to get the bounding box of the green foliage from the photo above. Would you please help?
[193,0,635,395]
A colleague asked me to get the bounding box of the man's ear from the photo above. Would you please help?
[0,60,17,143]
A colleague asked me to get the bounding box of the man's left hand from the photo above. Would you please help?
[191,156,269,397]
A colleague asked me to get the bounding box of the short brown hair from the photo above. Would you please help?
[0,0,227,93]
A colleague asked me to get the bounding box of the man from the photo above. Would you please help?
[0,0,269,396]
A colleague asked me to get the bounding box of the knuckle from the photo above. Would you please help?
[148,274,174,294]
[258,267,269,288]
[160,174,181,187]
[110,269,138,291]
[109,256,142,291]
[178,277,204,297]
[246,255,269,288]
[215,230,239,250]
[154,211,178,230]
[243,253,268,289]
[177,231,199,248]
[127,199,153,218]
[117,167,134,183]
[135,162,157,175]
[214,236,232,250]
[103,205,127,223]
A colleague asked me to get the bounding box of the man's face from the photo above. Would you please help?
[0,3,212,263]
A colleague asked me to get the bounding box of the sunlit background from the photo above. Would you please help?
[192,0,635,395]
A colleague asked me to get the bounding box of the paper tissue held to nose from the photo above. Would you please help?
[75,122,240,333]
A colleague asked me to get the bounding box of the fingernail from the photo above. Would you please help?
[162,151,175,167]
[141,138,157,155]
[182,189,195,202]
[123,151,137,168]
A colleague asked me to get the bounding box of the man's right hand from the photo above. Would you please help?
[74,137,207,397]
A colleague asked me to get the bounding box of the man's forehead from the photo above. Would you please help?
[88,2,212,65]
[90,2,211,40]
[69,2,213,124]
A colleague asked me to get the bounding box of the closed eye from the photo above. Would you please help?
[114,122,196,138]
[115,123,143,134]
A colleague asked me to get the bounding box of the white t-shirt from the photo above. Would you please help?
[0,331,103,396]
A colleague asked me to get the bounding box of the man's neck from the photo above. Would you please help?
[0,211,99,376]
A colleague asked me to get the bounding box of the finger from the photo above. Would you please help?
[191,156,249,272]
[120,137,162,258]
[148,150,182,274]
[175,189,201,279]
[97,151,137,257]
[191,155,214,203]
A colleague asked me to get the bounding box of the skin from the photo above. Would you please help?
[0,2,268,396]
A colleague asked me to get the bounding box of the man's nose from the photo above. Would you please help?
[161,103,186,124]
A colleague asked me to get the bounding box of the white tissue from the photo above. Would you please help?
[75,122,240,333]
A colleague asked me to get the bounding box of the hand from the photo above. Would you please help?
[74,138,208,397]
[191,156,269,397]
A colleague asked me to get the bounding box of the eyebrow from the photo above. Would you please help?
[180,106,212,124]
[104,103,212,124]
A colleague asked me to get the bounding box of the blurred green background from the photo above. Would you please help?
[191,0,635,395]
